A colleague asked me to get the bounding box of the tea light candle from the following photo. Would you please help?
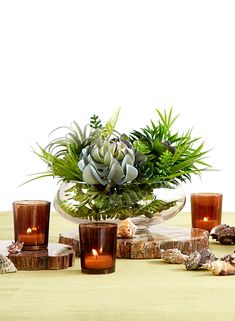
[191,193,223,232]
[79,222,117,274]
[84,249,113,269]
[19,228,45,245]
[195,216,215,232]
[13,200,50,251]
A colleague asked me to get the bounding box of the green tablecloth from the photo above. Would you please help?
[0,211,235,321]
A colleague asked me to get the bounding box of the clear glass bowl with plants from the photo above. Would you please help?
[27,108,211,230]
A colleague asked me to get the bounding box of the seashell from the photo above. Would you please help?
[0,254,17,274]
[198,249,217,265]
[221,250,235,266]
[210,224,235,245]
[210,224,229,239]
[7,241,24,254]
[117,218,136,238]
[160,249,188,264]
[185,251,201,270]
[218,227,235,245]
[207,260,235,276]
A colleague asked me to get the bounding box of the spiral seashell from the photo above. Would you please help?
[0,254,17,274]
[7,241,24,254]
[185,251,201,270]
[198,249,217,265]
[210,224,235,245]
[160,249,188,264]
[208,260,235,276]
[221,250,235,266]
[210,224,229,239]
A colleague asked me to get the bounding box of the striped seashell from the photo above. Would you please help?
[0,254,17,274]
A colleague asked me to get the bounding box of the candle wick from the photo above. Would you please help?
[92,249,99,259]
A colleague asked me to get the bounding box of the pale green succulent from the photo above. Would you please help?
[78,138,138,185]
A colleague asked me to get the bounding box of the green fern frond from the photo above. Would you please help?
[105,107,121,135]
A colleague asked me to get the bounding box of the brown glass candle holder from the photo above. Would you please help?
[13,200,50,251]
[191,193,223,232]
[79,222,117,274]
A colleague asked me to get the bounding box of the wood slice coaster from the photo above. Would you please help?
[0,241,75,270]
[58,226,209,259]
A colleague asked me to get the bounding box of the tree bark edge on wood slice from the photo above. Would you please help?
[58,227,209,259]
[0,241,75,270]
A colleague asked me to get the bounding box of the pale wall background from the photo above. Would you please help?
[0,0,234,212]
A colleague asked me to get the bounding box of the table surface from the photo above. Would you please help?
[0,211,235,321]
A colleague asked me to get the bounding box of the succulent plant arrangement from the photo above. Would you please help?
[30,108,211,221]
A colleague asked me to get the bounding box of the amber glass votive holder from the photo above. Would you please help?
[79,222,117,274]
[191,193,223,232]
[13,200,50,251]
